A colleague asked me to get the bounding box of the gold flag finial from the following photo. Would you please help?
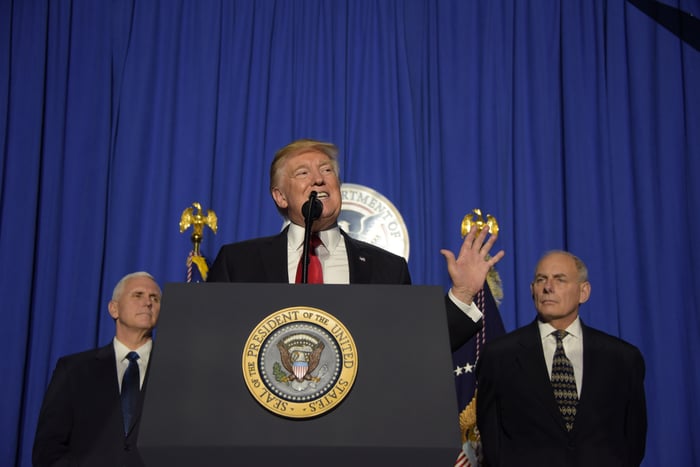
[460,208,503,304]
[179,202,218,256]
[461,208,499,238]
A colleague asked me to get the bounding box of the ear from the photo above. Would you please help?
[530,282,535,301]
[108,300,119,320]
[271,187,288,209]
[578,281,591,304]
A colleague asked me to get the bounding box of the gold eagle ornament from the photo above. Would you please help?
[179,202,218,256]
[461,208,499,238]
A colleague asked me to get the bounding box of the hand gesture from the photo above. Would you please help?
[440,226,505,305]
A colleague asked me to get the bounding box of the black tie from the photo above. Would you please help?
[121,351,140,435]
[551,330,578,431]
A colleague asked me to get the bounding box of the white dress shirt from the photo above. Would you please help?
[287,223,349,284]
[113,337,152,391]
[538,316,584,397]
[286,223,483,323]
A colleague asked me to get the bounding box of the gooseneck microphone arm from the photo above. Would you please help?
[299,191,323,284]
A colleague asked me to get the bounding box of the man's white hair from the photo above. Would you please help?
[111,271,159,301]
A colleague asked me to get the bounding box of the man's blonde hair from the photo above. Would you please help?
[269,139,340,193]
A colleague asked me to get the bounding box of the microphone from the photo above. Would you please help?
[302,191,323,221]
[299,191,323,284]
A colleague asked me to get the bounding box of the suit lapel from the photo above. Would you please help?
[93,344,133,436]
[515,322,570,432]
[95,344,119,393]
[129,344,156,438]
[262,228,291,282]
[575,322,605,429]
[342,230,372,283]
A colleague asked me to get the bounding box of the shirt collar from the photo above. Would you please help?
[537,315,582,341]
[288,222,341,252]
[113,336,153,362]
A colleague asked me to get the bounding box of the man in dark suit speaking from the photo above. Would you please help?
[208,138,503,351]
[33,272,162,467]
[476,251,647,467]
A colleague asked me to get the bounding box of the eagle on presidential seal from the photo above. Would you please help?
[275,334,325,383]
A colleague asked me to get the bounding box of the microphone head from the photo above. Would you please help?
[302,199,323,221]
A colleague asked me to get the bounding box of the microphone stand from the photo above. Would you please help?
[300,191,322,283]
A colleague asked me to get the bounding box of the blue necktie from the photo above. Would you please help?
[121,351,140,434]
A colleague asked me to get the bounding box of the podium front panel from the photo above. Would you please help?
[139,283,461,466]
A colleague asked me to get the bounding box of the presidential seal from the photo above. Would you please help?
[242,306,358,418]
[339,183,410,260]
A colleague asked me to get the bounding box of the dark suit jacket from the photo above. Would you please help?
[33,343,147,467]
[476,319,647,467]
[207,227,481,351]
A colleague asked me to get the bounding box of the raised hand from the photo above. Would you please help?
[440,225,505,305]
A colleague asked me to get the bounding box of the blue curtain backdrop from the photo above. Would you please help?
[2,1,699,465]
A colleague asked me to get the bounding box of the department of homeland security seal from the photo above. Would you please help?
[242,306,358,418]
[339,183,410,260]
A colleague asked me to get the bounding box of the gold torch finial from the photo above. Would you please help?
[179,202,218,256]
[461,208,499,238]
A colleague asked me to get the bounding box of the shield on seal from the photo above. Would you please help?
[292,361,308,380]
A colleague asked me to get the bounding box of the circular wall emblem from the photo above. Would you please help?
[242,306,358,418]
[339,183,410,260]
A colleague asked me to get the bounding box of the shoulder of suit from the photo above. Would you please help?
[483,321,538,353]
[55,343,113,366]
[218,230,287,251]
[582,324,643,355]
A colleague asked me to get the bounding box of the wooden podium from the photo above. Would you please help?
[139,283,461,466]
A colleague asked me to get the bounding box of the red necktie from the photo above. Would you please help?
[295,234,323,284]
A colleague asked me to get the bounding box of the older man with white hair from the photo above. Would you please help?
[33,271,162,467]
